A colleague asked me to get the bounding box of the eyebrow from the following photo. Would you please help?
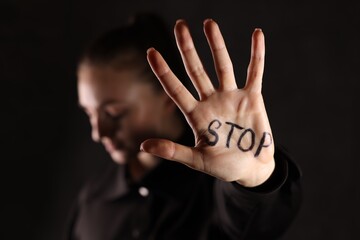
[78,99,123,111]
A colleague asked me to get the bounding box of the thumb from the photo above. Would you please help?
[140,139,196,168]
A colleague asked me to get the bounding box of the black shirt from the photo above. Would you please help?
[66,130,302,240]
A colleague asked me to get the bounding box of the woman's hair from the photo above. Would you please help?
[79,13,187,91]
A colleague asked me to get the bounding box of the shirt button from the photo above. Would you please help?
[138,186,149,197]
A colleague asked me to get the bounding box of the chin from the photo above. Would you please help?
[110,151,127,165]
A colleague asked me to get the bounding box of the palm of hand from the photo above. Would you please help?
[189,89,274,183]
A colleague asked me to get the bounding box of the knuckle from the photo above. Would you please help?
[170,83,184,97]
[189,65,206,78]
[217,63,233,75]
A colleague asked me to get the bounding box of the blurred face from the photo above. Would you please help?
[77,62,170,164]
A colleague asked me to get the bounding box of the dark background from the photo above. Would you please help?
[1,0,359,239]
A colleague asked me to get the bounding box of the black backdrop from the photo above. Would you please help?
[1,0,359,239]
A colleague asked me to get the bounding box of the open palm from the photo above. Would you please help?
[142,19,275,187]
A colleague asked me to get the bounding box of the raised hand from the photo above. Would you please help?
[141,19,275,187]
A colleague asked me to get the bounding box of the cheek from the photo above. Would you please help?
[116,108,157,138]
[132,104,162,132]
[136,110,156,130]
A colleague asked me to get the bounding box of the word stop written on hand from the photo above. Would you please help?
[207,119,272,157]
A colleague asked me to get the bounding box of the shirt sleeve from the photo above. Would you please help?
[209,146,302,240]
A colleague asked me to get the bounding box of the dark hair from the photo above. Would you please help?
[79,13,187,90]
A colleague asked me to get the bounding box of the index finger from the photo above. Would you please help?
[147,48,198,114]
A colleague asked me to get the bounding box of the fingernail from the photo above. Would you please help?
[146,47,155,55]
[176,19,184,23]
[203,18,213,25]
[255,28,262,32]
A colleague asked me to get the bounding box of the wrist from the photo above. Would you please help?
[236,158,275,187]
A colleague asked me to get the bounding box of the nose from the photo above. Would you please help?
[90,114,113,142]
